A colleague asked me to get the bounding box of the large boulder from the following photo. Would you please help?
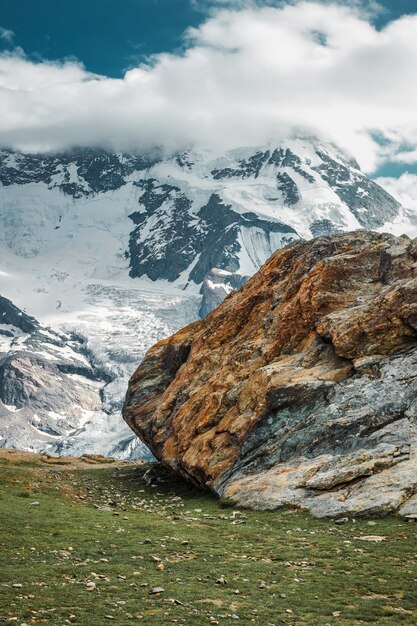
[123,232,417,518]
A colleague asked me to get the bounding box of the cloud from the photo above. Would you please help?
[376,174,417,211]
[393,150,417,165]
[0,27,14,43]
[200,0,383,14]
[1,1,417,172]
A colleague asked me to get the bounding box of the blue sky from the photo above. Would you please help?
[1,0,417,187]
[0,0,416,77]
[0,0,198,77]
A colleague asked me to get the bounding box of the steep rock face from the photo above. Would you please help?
[199,269,249,318]
[123,232,417,518]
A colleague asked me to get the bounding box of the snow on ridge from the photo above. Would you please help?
[0,138,409,459]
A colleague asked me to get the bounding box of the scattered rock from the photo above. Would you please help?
[150,555,161,562]
[86,582,96,591]
[356,535,387,542]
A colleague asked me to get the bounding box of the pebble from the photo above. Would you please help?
[30,502,40,507]
[151,555,161,562]
[149,587,165,595]
[156,563,165,571]
[334,517,349,525]
[216,576,227,585]
[356,535,387,542]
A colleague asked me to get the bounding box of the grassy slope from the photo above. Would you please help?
[0,451,416,626]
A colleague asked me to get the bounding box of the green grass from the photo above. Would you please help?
[0,454,416,625]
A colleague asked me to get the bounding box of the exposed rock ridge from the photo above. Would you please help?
[123,231,417,518]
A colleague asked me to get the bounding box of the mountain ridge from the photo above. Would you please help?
[0,138,404,288]
[0,137,414,458]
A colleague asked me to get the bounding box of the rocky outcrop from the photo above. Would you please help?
[123,231,417,518]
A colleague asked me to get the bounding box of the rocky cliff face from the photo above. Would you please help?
[123,231,417,518]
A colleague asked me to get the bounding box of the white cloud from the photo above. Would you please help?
[0,27,14,43]
[393,150,417,165]
[201,0,383,16]
[1,1,417,172]
[376,174,417,211]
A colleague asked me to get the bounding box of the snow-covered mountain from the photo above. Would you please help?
[0,293,123,456]
[0,137,413,457]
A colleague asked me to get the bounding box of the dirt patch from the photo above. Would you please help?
[0,448,139,470]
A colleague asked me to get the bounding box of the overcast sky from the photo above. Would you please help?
[1,0,417,206]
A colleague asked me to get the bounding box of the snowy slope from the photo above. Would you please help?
[0,137,409,457]
[0,293,113,454]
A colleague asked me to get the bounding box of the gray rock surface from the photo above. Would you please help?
[199,268,249,318]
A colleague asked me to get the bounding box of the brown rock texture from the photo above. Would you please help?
[123,231,417,518]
